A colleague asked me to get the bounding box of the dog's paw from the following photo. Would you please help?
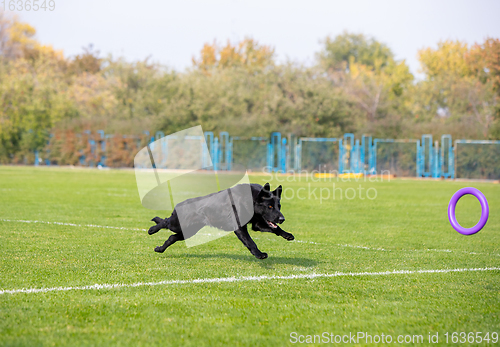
[154,246,165,253]
[151,217,163,224]
[148,226,160,235]
[281,232,295,241]
[255,252,268,259]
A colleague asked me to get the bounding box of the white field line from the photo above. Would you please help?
[296,241,498,257]
[2,219,498,257]
[0,219,147,232]
[337,244,389,251]
[335,243,500,257]
[1,267,499,296]
[293,241,498,257]
[293,240,320,245]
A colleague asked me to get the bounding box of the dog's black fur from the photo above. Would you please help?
[148,183,294,259]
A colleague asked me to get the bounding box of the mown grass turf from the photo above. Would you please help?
[0,166,499,346]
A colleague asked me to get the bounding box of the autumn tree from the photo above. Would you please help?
[318,31,394,72]
[0,10,62,62]
[466,38,500,137]
[415,39,498,138]
[67,44,102,75]
[317,32,413,137]
[192,38,275,72]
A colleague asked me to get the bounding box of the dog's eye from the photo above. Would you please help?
[268,205,273,209]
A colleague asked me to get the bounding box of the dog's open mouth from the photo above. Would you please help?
[266,220,278,229]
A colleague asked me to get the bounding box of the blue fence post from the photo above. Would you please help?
[296,138,302,172]
[369,139,376,174]
[204,132,214,169]
[219,131,229,171]
[281,138,287,172]
[353,139,360,173]
[440,135,453,179]
[416,140,421,177]
[342,133,354,173]
[433,140,440,178]
[287,134,296,173]
[361,135,372,174]
[213,137,219,171]
[270,132,281,172]
[450,140,455,180]
[338,139,344,173]
[421,134,433,177]
[372,139,380,175]
[227,136,233,171]
[97,130,105,167]
[266,142,272,171]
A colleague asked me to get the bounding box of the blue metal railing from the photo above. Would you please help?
[38,130,500,179]
[296,137,339,173]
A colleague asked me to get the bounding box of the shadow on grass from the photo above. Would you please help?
[176,253,318,268]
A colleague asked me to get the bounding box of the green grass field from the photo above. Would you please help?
[0,166,499,346]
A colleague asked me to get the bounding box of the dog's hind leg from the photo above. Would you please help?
[148,217,169,235]
[151,217,164,225]
[234,225,268,259]
[154,233,184,253]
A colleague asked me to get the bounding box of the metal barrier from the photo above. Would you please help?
[454,139,500,179]
[39,130,499,179]
[296,137,339,173]
[374,139,420,177]
[232,136,268,171]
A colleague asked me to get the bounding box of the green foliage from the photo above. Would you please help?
[0,55,77,163]
[0,12,499,164]
[158,65,355,138]
[414,40,498,139]
[318,31,394,71]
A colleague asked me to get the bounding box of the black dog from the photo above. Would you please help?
[148,183,294,259]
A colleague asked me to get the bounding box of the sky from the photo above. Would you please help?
[17,0,500,76]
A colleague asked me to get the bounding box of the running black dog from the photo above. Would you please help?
[148,183,294,259]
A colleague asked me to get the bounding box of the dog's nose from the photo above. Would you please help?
[278,216,285,223]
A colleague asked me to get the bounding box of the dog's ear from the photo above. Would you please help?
[258,183,272,201]
[273,185,282,198]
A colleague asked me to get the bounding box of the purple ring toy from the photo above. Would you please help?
[448,187,489,235]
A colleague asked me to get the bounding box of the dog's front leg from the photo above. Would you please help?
[252,222,294,241]
[234,225,268,259]
[273,225,294,241]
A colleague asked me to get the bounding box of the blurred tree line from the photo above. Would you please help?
[0,11,499,164]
